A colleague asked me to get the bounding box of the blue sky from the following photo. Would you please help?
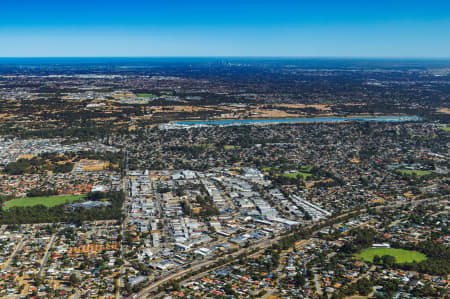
[1,0,449,57]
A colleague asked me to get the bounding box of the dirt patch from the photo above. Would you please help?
[437,107,450,114]
[266,104,331,111]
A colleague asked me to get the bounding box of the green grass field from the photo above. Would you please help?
[396,169,432,177]
[223,145,241,150]
[136,93,156,98]
[300,166,313,172]
[357,248,427,264]
[283,172,312,179]
[3,195,84,209]
[441,127,450,132]
[262,166,313,180]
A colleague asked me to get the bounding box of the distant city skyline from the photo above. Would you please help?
[1,0,449,58]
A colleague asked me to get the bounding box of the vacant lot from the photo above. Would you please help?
[357,248,427,264]
[4,195,84,209]
[396,169,432,177]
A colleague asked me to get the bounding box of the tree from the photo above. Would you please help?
[356,278,373,296]
[69,273,79,286]
[294,272,306,287]
[223,283,236,296]
[373,255,381,264]
[181,201,191,216]
[170,280,181,291]
[34,275,43,286]
[382,255,396,267]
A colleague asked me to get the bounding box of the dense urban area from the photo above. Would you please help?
[0,58,448,299]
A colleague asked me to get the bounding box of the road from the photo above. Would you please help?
[314,273,323,295]
[134,236,282,298]
[350,265,376,284]
[38,233,57,277]
[261,245,288,299]
[4,236,27,270]
[118,176,129,298]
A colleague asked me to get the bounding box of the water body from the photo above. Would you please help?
[175,116,422,126]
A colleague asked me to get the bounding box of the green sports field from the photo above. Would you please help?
[396,169,432,177]
[357,248,427,264]
[441,127,450,132]
[3,195,84,209]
